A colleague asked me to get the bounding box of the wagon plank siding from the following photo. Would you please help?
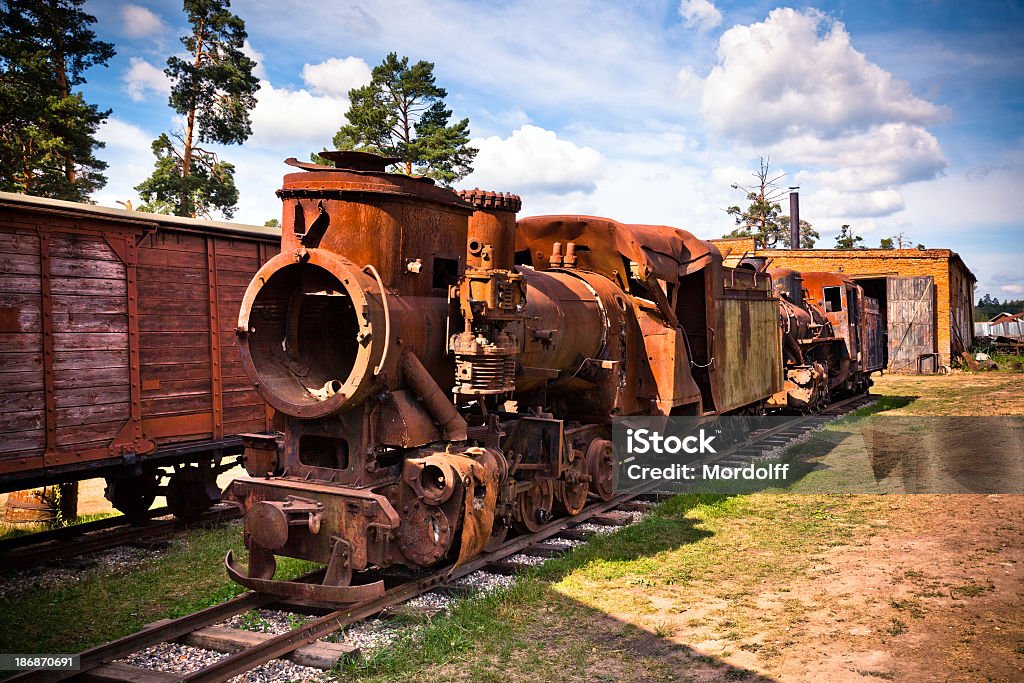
[137,232,214,438]
[0,191,277,484]
[0,230,44,463]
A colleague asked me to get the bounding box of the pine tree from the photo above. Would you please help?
[318,52,477,185]
[0,0,114,201]
[834,224,864,250]
[724,157,818,248]
[136,0,258,218]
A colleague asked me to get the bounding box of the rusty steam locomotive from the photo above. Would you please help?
[223,152,880,601]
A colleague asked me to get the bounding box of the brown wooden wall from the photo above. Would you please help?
[0,199,276,478]
[137,231,272,444]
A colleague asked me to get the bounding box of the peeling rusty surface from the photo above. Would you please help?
[224,151,877,602]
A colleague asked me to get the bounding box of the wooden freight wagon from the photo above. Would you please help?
[0,192,278,517]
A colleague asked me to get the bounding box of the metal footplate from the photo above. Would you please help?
[225,550,385,603]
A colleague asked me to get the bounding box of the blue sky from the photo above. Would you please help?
[79,0,1024,299]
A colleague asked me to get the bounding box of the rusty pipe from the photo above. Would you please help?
[400,352,468,441]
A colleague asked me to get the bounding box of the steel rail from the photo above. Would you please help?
[1,505,240,571]
[178,487,656,683]
[10,393,873,683]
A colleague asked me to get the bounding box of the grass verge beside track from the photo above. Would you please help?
[0,522,316,654]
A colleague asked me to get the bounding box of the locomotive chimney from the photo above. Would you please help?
[789,188,800,249]
[452,189,524,399]
[458,189,522,272]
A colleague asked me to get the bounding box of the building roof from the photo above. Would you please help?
[0,191,280,241]
[748,247,977,283]
[989,312,1024,323]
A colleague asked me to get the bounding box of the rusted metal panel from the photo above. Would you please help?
[715,294,783,412]
[887,276,935,372]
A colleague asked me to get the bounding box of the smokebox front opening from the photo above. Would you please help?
[247,262,360,411]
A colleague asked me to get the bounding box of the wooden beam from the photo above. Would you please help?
[180,626,358,669]
[79,662,179,683]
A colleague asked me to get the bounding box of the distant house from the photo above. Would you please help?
[988,312,1024,324]
[977,312,1024,340]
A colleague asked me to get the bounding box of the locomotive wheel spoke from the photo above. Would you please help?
[513,478,554,533]
[555,449,589,516]
[586,439,617,502]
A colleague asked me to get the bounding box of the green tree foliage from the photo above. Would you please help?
[834,224,864,249]
[319,52,477,185]
[0,0,114,201]
[263,218,279,227]
[879,237,895,249]
[723,156,818,248]
[136,0,258,218]
[975,295,1024,322]
[134,133,238,218]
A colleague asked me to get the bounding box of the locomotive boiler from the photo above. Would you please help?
[223,152,786,601]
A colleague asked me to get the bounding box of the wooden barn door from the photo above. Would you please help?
[887,276,934,372]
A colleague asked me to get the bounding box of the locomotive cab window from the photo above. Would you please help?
[432,257,459,290]
[823,286,843,312]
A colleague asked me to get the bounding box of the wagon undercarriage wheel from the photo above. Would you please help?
[512,478,554,533]
[104,468,158,521]
[585,439,617,502]
[166,463,222,520]
[555,449,590,516]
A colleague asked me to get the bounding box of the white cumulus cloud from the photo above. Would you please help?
[679,0,722,32]
[121,4,166,38]
[702,8,944,142]
[699,8,948,222]
[247,57,371,151]
[122,57,170,102]
[301,57,372,98]
[463,125,604,195]
[97,117,152,152]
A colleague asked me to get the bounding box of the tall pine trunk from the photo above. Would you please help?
[181,20,206,217]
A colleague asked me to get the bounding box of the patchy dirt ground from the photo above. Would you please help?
[570,494,1023,682]
[870,370,1024,416]
[370,373,1023,683]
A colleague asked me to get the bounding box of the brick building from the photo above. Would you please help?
[712,238,976,371]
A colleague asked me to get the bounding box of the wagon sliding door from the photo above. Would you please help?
[887,276,934,372]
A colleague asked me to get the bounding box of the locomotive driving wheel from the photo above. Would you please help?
[512,478,554,533]
[555,449,590,516]
[585,439,617,501]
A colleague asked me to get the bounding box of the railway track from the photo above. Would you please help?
[701,393,875,473]
[0,505,241,572]
[7,393,874,683]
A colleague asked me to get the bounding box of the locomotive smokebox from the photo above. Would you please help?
[237,250,387,419]
[235,150,474,419]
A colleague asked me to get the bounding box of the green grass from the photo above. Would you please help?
[332,493,882,682]
[990,353,1024,372]
[0,512,119,542]
[0,522,318,654]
